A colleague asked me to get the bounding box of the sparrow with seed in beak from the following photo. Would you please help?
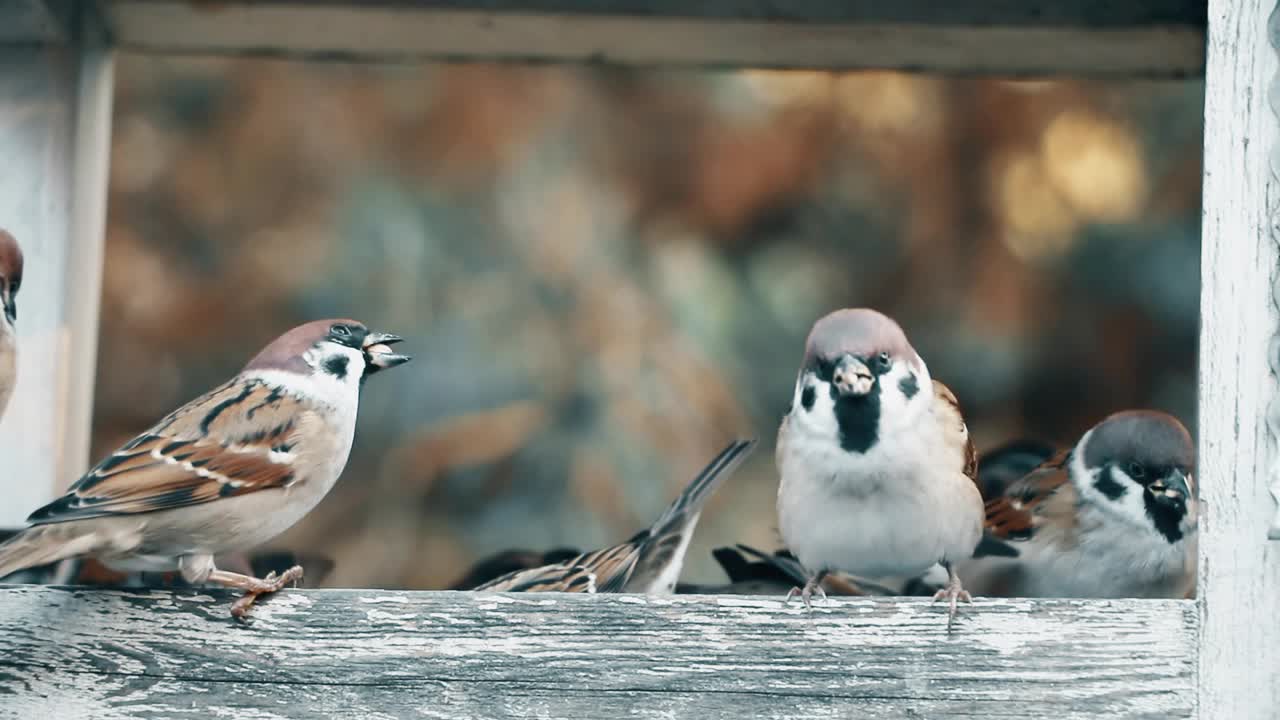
[474,439,756,594]
[775,309,984,619]
[964,410,1197,599]
[0,319,410,617]
[0,229,23,422]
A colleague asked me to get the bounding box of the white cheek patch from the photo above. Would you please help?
[878,360,931,431]
[791,372,840,438]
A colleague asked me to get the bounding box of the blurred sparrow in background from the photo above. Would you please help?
[0,229,22,423]
[775,308,983,620]
[474,438,756,593]
[962,410,1197,599]
[0,319,409,617]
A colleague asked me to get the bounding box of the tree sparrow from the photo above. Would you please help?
[0,319,409,617]
[963,410,1197,599]
[474,439,756,593]
[775,308,983,618]
[0,229,23,422]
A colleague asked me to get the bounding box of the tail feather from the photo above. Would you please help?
[624,438,757,593]
[0,525,97,581]
[648,438,757,538]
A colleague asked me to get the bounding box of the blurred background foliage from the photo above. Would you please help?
[96,57,1202,589]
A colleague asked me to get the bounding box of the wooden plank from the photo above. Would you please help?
[1196,0,1280,717]
[97,0,1207,77]
[0,14,112,526]
[0,587,1196,718]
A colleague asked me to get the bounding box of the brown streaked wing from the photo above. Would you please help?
[474,542,641,593]
[26,380,308,525]
[932,380,979,489]
[984,450,1073,541]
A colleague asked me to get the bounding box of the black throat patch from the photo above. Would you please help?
[830,382,881,454]
[1143,493,1186,544]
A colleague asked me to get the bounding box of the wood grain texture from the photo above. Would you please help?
[1197,0,1280,718]
[0,587,1195,719]
[98,0,1206,77]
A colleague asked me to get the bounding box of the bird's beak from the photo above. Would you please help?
[1148,468,1191,507]
[362,331,411,373]
[832,354,874,397]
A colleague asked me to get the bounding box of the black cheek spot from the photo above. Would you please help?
[898,372,919,400]
[1094,466,1128,500]
[323,355,349,380]
[800,386,816,411]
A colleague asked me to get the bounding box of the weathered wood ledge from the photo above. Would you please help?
[0,586,1196,719]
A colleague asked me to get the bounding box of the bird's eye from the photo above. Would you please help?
[877,352,892,370]
[331,324,351,337]
[1127,462,1145,479]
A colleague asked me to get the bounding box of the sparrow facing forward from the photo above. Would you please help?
[474,439,756,594]
[0,229,23,422]
[963,410,1197,599]
[0,319,409,617]
[775,308,983,618]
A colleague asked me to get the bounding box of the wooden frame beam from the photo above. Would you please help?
[0,4,113,526]
[0,588,1197,718]
[95,0,1207,77]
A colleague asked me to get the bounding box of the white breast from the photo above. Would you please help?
[963,506,1197,599]
[776,405,983,581]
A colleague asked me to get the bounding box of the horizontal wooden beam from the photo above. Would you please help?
[0,587,1195,718]
[96,0,1207,77]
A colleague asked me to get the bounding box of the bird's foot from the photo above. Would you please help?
[785,575,828,609]
[931,575,972,628]
[230,565,304,618]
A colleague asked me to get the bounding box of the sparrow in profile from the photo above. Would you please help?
[474,438,756,594]
[0,228,23,421]
[775,308,984,619]
[962,410,1197,599]
[0,319,409,617]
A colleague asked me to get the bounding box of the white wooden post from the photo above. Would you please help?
[1197,0,1280,717]
[0,4,111,525]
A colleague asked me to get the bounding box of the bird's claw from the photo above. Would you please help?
[786,576,828,609]
[931,580,972,626]
[230,565,305,619]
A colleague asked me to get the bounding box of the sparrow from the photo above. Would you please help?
[0,319,409,617]
[962,410,1197,599]
[775,308,984,619]
[473,438,756,593]
[0,228,23,422]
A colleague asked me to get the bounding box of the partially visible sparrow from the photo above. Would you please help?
[448,547,581,590]
[474,439,756,593]
[0,319,409,617]
[776,308,983,619]
[674,543,900,597]
[0,530,336,590]
[962,410,1197,599]
[0,229,23,422]
[975,438,1056,501]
